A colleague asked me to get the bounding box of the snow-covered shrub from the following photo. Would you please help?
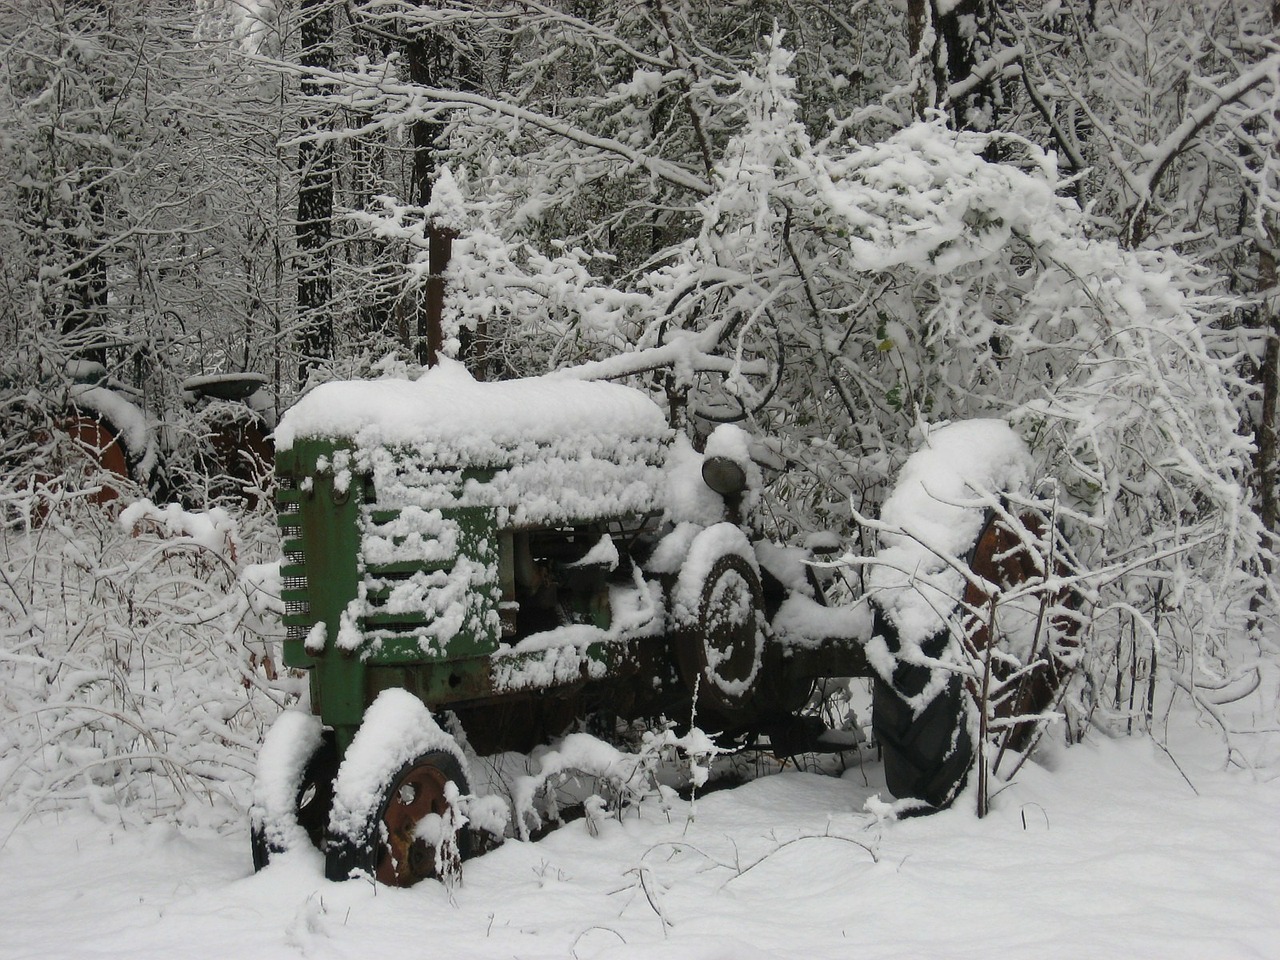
[510,725,727,841]
[645,39,1265,769]
[0,429,294,829]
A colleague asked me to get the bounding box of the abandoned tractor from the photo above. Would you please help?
[251,359,1071,886]
[3,362,274,512]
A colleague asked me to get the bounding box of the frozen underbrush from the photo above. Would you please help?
[1,451,1278,960]
[0,494,291,833]
[1,729,1277,960]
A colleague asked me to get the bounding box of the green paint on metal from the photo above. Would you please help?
[275,439,511,740]
[366,660,492,709]
[276,439,367,732]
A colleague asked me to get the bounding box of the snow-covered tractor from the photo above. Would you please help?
[251,359,1071,886]
[2,362,274,512]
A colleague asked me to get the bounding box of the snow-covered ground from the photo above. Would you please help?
[2,376,1275,958]
[3,728,1275,960]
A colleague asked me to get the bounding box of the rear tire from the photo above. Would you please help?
[872,674,971,810]
[870,604,973,810]
[870,508,1077,809]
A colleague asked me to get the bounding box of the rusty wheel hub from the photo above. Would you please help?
[376,761,455,887]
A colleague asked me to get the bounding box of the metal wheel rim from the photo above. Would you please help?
[376,761,454,887]
[702,566,758,688]
[677,553,765,719]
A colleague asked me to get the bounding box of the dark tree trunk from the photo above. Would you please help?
[1251,0,1280,582]
[405,26,446,366]
[58,0,113,369]
[907,0,1003,133]
[406,33,446,211]
[296,0,335,380]
[1256,247,1279,545]
[403,12,480,369]
[61,179,109,368]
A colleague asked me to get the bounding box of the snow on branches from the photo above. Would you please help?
[356,35,1261,729]
[650,41,1262,742]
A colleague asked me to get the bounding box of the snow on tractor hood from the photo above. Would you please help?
[275,357,670,454]
[274,359,674,527]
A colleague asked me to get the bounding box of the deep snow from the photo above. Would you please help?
[2,729,1276,960]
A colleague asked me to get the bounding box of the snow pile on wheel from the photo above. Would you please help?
[69,382,158,481]
[671,522,759,627]
[249,710,324,854]
[327,689,469,846]
[867,419,1032,663]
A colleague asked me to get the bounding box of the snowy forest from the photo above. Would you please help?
[2,1,1279,957]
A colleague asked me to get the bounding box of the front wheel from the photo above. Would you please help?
[324,689,473,886]
[250,712,338,870]
[331,750,473,887]
[672,524,767,724]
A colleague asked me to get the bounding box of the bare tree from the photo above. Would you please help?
[295,0,336,378]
